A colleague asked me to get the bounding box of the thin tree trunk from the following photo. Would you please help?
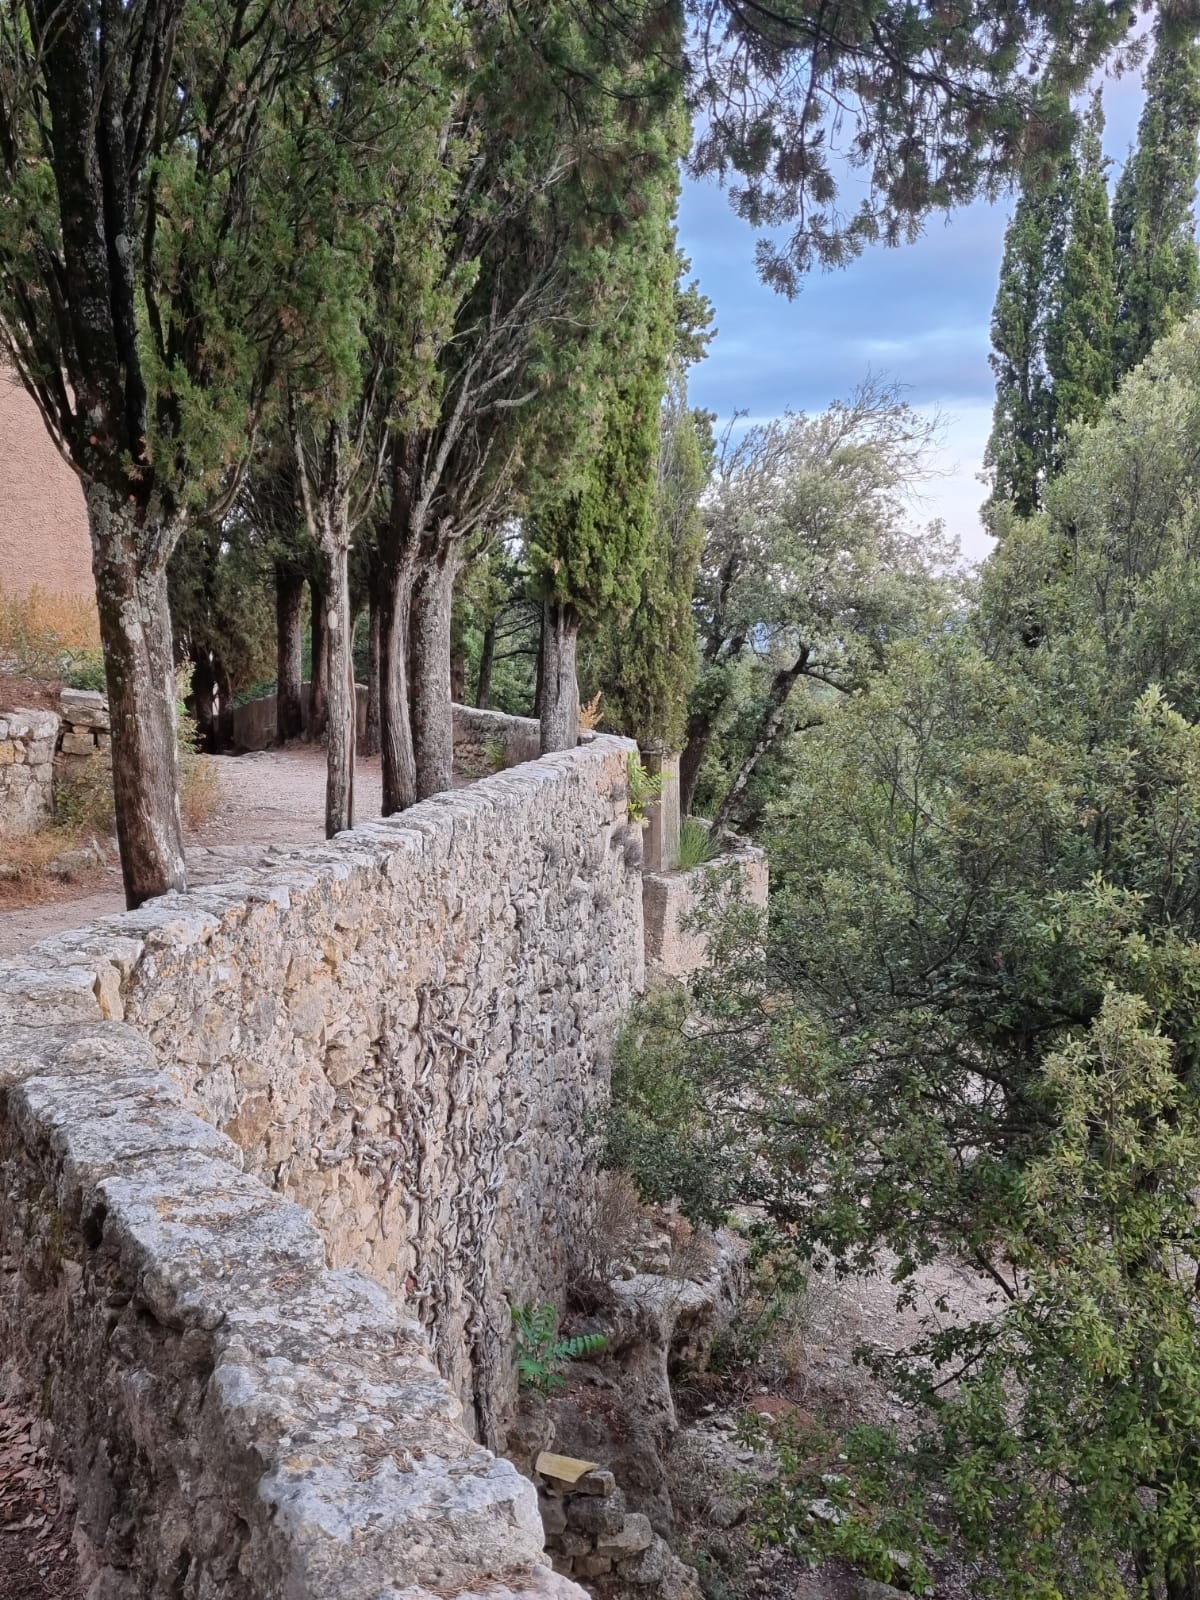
[411,541,459,799]
[380,553,417,812]
[191,651,217,754]
[679,707,715,818]
[476,620,495,709]
[214,657,235,753]
[87,484,186,907]
[363,591,382,757]
[710,648,809,834]
[322,543,355,836]
[539,600,580,753]
[309,582,329,741]
[275,565,305,743]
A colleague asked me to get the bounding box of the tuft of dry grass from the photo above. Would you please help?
[579,690,604,732]
[0,586,99,678]
[181,754,219,831]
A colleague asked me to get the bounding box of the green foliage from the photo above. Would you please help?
[585,363,709,752]
[682,380,952,822]
[683,3,1132,293]
[1113,16,1200,379]
[676,817,718,869]
[62,651,108,693]
[983,164,1064,518]
[512,1303,607,1394]
[609,310,1200,1593]
[1046,93,1115,439]
[625,752,665,825]
[482,735,507,774]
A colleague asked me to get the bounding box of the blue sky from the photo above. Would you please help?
[676,62,1149,562]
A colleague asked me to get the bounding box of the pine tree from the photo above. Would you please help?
[1046,94,1116,447]
[1113,16,1200,378]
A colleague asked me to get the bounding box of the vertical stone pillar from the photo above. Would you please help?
[641,748,680,874]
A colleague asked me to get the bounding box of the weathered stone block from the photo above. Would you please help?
[597,1512,653,1556]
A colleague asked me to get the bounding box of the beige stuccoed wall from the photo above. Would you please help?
[0,371,93,600]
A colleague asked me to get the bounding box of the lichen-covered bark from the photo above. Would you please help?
[539,601,579,753]
[411,544,459,799]
[86,484,186,907]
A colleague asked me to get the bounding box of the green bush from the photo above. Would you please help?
[62,649,107,691]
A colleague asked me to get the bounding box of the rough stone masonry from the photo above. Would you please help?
[0,719,646,1600]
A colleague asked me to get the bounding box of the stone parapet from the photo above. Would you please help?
[0,730,646,1599]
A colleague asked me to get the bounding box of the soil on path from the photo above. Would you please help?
[0,745,387,958]
[0,1395,82,1600]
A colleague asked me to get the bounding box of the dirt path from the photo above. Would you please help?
[0,1394,81,1600]
[0,746,387,958]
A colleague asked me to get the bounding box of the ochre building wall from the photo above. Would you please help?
[0,371,92,599]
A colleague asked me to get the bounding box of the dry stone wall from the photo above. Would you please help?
[0,707,58,836]
[0,724,644,1599]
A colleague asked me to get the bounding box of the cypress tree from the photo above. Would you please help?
[1112,16,1200,378]
[983,166,1066,519]
[1046,93,1116,446]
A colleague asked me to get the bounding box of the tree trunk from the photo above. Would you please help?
[86,484,187,908]
[322,544,356,837]
[275,566,305,743]
[214,657,235,753]
[539,601,580,753]
[379,553,417,813]
[679,706,715,818]
[476,621,495,709]
[411,542,459,799]
[710,649,809,834]
[191,651,217,754]
[309,584,329,741]
[362,591,382,757]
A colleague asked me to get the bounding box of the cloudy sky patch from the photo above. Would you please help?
[677,55,1149,564]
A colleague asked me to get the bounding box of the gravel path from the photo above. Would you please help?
[0,746,387,958]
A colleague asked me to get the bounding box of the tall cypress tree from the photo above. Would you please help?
[1112,16,1200,378]
[1046,93,1116,447]
[983,164,1067,519]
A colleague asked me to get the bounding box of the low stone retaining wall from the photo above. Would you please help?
[0,727,646,1599]
[55,687,110,767]
[0,707,58,836]
[454,705,543,773]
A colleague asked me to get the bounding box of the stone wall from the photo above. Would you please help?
[55,687,110,769]
[643,841,769,984]
[0,707,58,836]
[0,728,645,1598]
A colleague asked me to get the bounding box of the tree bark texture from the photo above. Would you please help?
[275,566,305,743]
[87,484,187,908]
[539,601,580,753]
[363,592,382,758]
[322,544,356,837]
[411,543,459,800]
[679,707,714,818]
[309,584,329,741]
